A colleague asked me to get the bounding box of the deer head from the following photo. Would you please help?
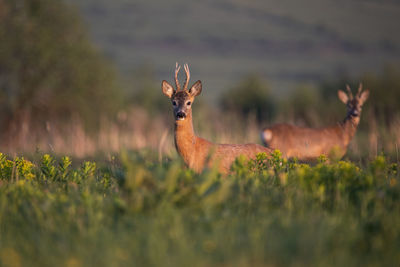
[338,83,370,117]
[161,63,202,121]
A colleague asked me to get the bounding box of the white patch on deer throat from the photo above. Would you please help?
[262,129,273,142]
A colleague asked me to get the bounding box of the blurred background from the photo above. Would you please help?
[0,0,399,160]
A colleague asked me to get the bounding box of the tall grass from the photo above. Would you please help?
[0,151,399,266]
[1,106,399,162]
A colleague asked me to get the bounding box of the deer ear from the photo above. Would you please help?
[359,90,370,105]
[189,80,202,97]
[162,80,174,98]
[338,90,348,104]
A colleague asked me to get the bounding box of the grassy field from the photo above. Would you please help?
[1,3,399,266]
[0,151,399,267]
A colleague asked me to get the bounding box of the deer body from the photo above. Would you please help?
[261,84,369,160]
[262,117,359,160]
[163,63,271,173]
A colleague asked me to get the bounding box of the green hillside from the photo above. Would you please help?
[68,0,400,98]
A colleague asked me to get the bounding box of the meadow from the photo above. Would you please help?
[0,151,399,267]
[1,1,400,266]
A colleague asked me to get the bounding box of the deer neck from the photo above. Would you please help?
[174,111,197,165]
[339,114,360,147]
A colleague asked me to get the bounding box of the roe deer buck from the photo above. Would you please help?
[162,63,272,173]
[260,84,369,160]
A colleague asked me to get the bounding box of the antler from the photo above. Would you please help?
[174,62,181,91]
[357,83,363,97]
[183,63,190,91]
[346,84,354,100]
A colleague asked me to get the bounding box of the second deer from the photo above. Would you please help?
[260,84,369,160]
[162,63,272,173]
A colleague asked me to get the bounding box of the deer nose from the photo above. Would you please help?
[176,111,186,120]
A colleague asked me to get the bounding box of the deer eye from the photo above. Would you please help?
[186,101,191,106]
[172,100,177,106]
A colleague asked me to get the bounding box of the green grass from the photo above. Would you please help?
[0,151,399,267]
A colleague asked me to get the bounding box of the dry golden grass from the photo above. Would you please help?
[1,107,399,161]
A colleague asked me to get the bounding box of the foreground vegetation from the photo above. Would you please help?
[0,151,399,267]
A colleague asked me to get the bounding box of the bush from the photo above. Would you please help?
[219,74,276,122]
[0,0,122,133]
[360,65,400,124]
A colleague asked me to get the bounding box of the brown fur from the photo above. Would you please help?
[261,84,369,160]
[163,63,272,173]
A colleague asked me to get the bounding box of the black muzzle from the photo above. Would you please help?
[350,110,359,117]
[176,111,186,120]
